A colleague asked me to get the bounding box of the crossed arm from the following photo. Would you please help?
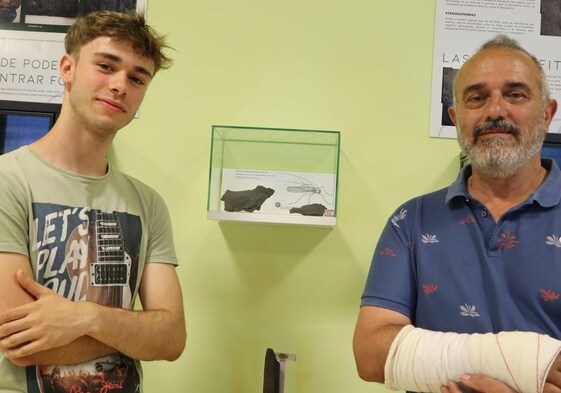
[0,252,186,367]
[353,305,561,393]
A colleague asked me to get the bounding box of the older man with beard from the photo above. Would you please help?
[353,35,561,393]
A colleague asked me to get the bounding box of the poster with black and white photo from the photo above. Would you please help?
[0,0,146,104]
[430,0,561,138]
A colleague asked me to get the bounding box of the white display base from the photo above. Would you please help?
[207,211,336,227]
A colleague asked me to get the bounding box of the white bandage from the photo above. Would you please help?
[384,325,561,393]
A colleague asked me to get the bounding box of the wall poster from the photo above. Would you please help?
[0,1,146,105]
[430,0,561,138]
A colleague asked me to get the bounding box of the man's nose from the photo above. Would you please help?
[109,72,128,96]
[484,91,507,120]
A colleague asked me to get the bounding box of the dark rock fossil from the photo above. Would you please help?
[289,203,327,216]
[221,185,275,212]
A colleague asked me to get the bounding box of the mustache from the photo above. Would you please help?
[473,119,520,141]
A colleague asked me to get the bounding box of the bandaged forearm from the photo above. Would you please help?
[384,325,561,393]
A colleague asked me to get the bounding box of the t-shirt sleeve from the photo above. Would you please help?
[145,190,178,266]
[0,155,30,256]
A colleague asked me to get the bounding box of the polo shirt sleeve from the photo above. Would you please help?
[360,203,417,320]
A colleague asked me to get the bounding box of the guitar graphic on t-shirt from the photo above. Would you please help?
[87,210,132,307]
[39,209,140,392]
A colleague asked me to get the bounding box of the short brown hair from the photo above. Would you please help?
[65,10,173,73]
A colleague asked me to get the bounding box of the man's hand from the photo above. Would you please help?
[0,270,90,360]
[441,374,516,393]
[441,369,561,393]
[544,353,561,393]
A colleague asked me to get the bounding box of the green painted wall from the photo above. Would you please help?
[111,1,461,391]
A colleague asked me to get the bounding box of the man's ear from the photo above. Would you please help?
[448,105,458,126]
[59,53,74,86]
[544,99,559,130]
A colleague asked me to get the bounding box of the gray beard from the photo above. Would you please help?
[468,137,541,178]
[460,129,545,179]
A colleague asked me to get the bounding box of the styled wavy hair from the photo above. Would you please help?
[65,10,173,74]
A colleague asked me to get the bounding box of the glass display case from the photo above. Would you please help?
[207,125,341,227]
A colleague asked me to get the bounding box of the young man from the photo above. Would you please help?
[354,35,561,393]
[0,11,186,392]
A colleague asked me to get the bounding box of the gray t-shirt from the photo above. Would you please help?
[0,146,178,393]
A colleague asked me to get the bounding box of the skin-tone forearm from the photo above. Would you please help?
[353,306,410,382]
[0,267,186,364]
[353,324,404,382]
[0,254,115,366]
[86,302,185,361]
[0,273,117,365]
[7,336,116,367]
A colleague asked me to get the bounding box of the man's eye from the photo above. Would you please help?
[98,64,112,71]
[464,95,486,106]
[506,91,527,100]
[467,95,484,102]
[130,76,145,86]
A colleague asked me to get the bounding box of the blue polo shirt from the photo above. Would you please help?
[361,159,561,338]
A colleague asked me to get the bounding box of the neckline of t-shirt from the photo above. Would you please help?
[23,145,112,183]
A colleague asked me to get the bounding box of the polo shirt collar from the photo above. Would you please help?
[445,158,561,207]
